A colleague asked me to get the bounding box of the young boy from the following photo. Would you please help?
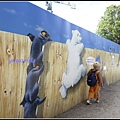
[86,62,103,105]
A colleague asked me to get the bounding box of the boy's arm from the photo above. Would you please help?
[87,69,92,76]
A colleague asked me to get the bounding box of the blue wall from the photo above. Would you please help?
[0,2,120,53]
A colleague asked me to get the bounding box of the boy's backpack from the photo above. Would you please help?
[87,70,98,87]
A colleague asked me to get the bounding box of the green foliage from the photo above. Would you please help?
[96,4,120,44]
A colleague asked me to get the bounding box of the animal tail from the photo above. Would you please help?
[20,96,26,107]
[37,96,46,105]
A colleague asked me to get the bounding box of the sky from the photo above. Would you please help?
[29,1,120,34]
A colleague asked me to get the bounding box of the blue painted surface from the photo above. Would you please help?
[0,2,120,53]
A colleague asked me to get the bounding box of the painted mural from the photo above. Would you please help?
[59,30,87,98]
[0,1,120,118]
[20,30,52,118]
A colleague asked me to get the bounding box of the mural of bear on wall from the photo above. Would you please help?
[59,30,87,98]
[0,1,120,118]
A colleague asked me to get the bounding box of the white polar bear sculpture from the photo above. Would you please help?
[59,30,87,98]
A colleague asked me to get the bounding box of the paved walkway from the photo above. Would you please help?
[54,80,120,118]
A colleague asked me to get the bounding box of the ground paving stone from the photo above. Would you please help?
[54,80,120,118]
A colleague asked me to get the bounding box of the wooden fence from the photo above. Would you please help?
[0,30,120,118]
[0,31,31,118]
[37,41,120,118]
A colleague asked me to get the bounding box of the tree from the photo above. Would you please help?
[96,5,120,45]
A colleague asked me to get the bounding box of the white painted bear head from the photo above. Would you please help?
[71,30,82,44]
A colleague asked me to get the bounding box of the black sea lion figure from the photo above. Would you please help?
[20,30,52,118]
[20,62,44,106]
[27,30,52,74]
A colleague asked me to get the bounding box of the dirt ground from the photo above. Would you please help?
[54,79,120,118]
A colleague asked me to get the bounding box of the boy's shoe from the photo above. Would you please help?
[96,99,100,103]
[86,99,92,105]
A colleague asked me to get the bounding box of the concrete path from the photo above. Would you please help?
[54,80,120,118]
